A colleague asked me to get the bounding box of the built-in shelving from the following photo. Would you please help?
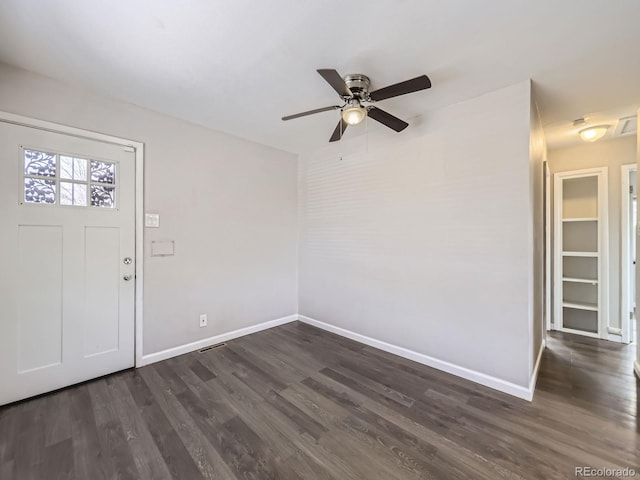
[554,168,608,339]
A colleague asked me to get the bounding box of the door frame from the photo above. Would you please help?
[544,161,551,332]
[0,110,145,367]
[620,163,636,344]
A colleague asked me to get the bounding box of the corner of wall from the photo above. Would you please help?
[528,82,547,387]
[637,108,640,367]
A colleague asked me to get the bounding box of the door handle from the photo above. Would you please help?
[123,274,133,281]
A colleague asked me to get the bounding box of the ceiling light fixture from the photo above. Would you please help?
[579,125,610,142]
[342,101,366,126]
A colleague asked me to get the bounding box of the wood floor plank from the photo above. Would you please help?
[0,404,20,465]
[89,377,149,479]
[189,359,217,383]
[219,415,303,480]
[108,374,174,480]
[207,370,361,480]
[305,369,529,480]
[128,370,206,480]
[0,324,637,479]
[41,438,74,480]
[42,390,72,448]
[0,459,14,480]
[140,366,238,480]
[68,386,111,480]
[265,389,328,441]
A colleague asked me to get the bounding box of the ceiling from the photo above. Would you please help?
[0,0,638,154]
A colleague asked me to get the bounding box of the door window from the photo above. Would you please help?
[22,147,116,208]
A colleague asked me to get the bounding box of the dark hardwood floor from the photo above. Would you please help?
[0,322,638,479]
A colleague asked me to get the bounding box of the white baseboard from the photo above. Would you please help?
[528,339,546,400]
[298,315,536,401]
[138,314,298,367]
[635,361,640,379]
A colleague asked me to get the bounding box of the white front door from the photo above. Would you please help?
[0,121,135,406]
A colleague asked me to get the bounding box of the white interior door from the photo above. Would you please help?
[0,121,135,406]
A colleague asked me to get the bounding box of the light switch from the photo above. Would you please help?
[145,213,160,228]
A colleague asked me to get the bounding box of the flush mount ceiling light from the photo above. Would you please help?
[341,101,366,125]
[579,124,610,142]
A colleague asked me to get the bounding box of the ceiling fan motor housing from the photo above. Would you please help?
[344,74,371,100]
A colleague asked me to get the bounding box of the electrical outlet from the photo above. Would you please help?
[199,314,207,327]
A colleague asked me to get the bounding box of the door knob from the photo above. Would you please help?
[123,274,133,281]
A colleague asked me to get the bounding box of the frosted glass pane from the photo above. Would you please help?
[60,182,87,206]
[60,156,87,181]
[24,178,56,204]
[90,160,115,184]
[24,149,56,177]
[91,185,115,208]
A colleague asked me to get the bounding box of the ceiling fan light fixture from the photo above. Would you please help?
[579,125,610,142]
[342,105,366,125]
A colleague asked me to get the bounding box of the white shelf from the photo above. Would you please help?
[562,301,598,312]
[562,251,598,257]
[562,277,598,284]
[557,327,600,339]
[562,217,598,222]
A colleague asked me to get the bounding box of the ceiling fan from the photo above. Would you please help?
[282,69,431,142]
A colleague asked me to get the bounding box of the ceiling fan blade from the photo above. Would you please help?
[317,69,352,98]
[282,105,341,121]
[367,107,409,132]
[369,75,431,102]
[329,120,348,142]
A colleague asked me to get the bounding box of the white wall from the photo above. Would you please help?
[0,63,299,356]
[530,92,547,368]
[548,135,636,337]
[299,81,536,388]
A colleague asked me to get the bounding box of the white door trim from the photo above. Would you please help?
[0,110,145,367]
[620,164,636,344]
[544,161,551,332]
